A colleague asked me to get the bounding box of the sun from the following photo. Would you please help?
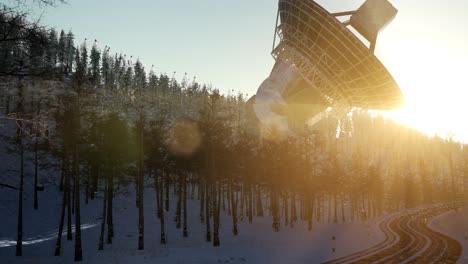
[378,40,468,142]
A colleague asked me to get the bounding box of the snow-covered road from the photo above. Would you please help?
[323,203,462,264]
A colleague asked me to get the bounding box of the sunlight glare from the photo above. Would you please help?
[380,40,468,142]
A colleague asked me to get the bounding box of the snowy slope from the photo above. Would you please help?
[0,116,386,264]
[0,116,461,264]
[429,205,468,264]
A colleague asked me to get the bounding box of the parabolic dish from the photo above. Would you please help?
[274,0,404,113]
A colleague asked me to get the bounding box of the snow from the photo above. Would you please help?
[0,118,465,263]
[0,120,386,264]
[0,187,387,263]
[428,205,468,264]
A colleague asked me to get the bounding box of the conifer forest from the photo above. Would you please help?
[1,1,467,263]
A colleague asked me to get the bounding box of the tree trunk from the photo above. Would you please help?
[230,179,238,236]
[183,174,188,237]
[200,178,205,224]
[59,155,65,191]
[176,176,182,229]
[154,170,161,219]
[165,173,170,212]
[98,181,107,250]
[73,142,83,261]
[66,157,73,241]
[15,125,24,256]
[308,194,314,231]
[90,162,97,200]
[159,171,166,244]
[271,188,280,232]
[248,184,253,223]
[256,186,263,217]
[240,184,244,221]
[107,167,114,244]
[34,121,39,210]
[205,182,211,242]
[341,194,346,223]
[190,175,195,200]
[72,172,75,215]
[290,192,296,227]
[284,192,289,227]
[213,182,221,247]
[227,181,231,216]
[137,114,144,250]
[54,170,67,256]
[85,166,89,205]
[334,193,338,223]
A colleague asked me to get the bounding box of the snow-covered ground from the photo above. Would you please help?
[429,205,468,264]
[0,117,388,263]
[0,118,465,264]
[0,181,388,264]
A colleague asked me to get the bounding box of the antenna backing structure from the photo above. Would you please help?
[251,0,404,130]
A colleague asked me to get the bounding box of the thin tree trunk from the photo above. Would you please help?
[256,186,263,217]
[66,157,73,241]
[85,166,89,205]
[227,182,232,216]
[200,177,205,224]
[33,121,39,210]
[73,141,83,261]
[72,172,75,215]
[291,192,296,227]
[205,182,211,242]
[98,181,107,250]
[230,179,238,236]
[159,171,166,244]
[308,194,314,231]
[15,124,24,256]
[272,188,280,232]
[90,163,97,200]
[248,184,253,223]
[334,193,338,223]
[154,170,161,219]
[190,174,195,200]
[341,194,346,223]
[165,173,170,211]
[183,174,188,237]
[107,167,114,244]
[176,176,182,229]
[59,155,65,191]
[240,184,244,221]
[54,170,67,256]
[222,183,226,212]
[213,181,220,247]
[137,114,144,250]
[284,192,289,227]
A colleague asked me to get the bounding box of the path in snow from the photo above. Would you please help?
[323,203,462,264]
[0,222,99,248]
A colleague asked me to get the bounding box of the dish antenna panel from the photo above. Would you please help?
[250,0,404,131]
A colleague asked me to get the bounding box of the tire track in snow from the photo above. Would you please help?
[323,203,462,264]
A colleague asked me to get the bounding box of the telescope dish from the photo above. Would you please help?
[272,0,403,118]
[250,0,404,132]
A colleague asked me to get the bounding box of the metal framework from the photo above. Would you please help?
[272,0,404,119]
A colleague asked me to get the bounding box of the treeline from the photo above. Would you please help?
[1,5,467,262]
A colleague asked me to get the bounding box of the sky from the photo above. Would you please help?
[31,0,468,142]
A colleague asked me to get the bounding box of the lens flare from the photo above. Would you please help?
[167,119,202,156]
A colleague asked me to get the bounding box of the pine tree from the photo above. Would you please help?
[65,31,75,74]
[58,30,66,72]
[89,40,101,85]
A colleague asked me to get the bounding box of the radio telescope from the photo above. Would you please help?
[251,0,404,131]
